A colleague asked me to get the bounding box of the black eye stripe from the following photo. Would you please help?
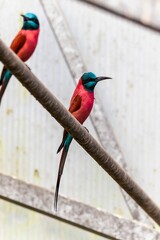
[84,78,95,84]
[28,18,39,24]
[33,19,39,24]
[84,78,90,83]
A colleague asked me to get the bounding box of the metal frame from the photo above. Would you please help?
[0,173,159,240]
[76,0,160,33]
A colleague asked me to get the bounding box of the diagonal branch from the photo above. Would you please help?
[39,0,153,225]
[0,39,160,225]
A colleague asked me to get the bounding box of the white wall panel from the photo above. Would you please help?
[0,0,160,238]
[59,0,160,209]
[0,200,108,240]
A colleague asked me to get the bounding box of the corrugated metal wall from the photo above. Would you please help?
[59,0,160,207]
[0,200,107,240]
[0,0,160,239]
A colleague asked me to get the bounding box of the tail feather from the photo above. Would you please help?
[0,80,9,104]
[56,142,64,154]
[0,66,7,85]
[54,146,68,211]
[54,133,73,211]
[0,70,12,105]
[57,130,68,154]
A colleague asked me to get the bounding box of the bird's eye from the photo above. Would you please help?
[33,18,39,24]
[28,17,39,25]
[85,78,91,83]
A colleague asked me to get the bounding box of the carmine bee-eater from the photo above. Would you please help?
[54,72,111,211]
[0,12,40,104]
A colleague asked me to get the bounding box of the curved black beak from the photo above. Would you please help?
[21,14,29,21]
[95,76,112,82]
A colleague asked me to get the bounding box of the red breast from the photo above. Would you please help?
[71,79,94,124]
[17,29,40,62]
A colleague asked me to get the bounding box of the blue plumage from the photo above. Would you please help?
[22,13,39,30]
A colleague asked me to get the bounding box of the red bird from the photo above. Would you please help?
[54,72,111,211]
[0,12,40,104]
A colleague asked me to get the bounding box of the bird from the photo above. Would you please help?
[0,12,40,104]
[54,72,111,211]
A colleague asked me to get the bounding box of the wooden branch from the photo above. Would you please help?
[39,0,154,225]
[0,173,159,240]
[0,39,160,226]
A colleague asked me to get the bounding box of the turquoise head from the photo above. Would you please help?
[81,72,111,92]
[21,13,39,30]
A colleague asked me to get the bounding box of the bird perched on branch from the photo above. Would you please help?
[0,12,40,104]
[54,72,111,211]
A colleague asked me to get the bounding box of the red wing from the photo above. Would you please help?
[0,33,26,84]
[57,95,81,153]
[69,94,81,114]
[10,32,26,54]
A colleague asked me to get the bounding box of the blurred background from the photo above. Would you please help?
[0,0,160,239]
